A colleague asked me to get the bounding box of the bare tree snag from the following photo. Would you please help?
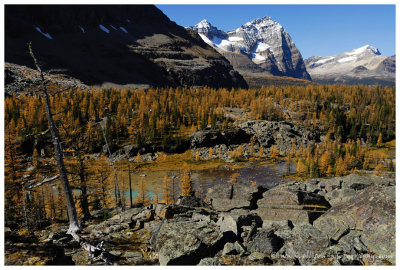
[26,174,60,190]
[28,43,80,234]
[128,164,133,208]
[28,43,117,265]
[98,121,124,212]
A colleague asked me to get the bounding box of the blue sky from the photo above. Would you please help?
[157,5,396,59]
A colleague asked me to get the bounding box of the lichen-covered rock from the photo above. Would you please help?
[123,251,143,264]
[283,223,330,265]
[176,196,205,208]
[152,220,225,265]
[239,120,321,154]
[222,241,245,255]
[190,129,251,149]
[253,186,330,225]
[262,220,293,231]
[246,229,284,255]
[217,215,238,236]
[109,206,144,223]
[314,185,395,264]
[197,257,222,266]
[206,184,264,212]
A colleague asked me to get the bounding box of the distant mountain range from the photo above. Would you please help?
[5,5,247,90]
[305,45,395,86]
[4,5,395,90]
[188,17,311,81]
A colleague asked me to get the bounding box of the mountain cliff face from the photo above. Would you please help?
[5,5,247,89]
[188,17,311,80]
[305,45,395,86]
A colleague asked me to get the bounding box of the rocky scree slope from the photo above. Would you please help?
[4,62,89,96]
[5,5,247,90]
[188,17,311,81]
[305,45,395,86]
[5,174,394,265]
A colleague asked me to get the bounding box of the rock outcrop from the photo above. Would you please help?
[205,184,266,212]
[5,174,395,266]
[253,185,331,225]
[5,62,88,95]
[314,185,395,264]
[152,220,224,265]
[5,5,247,92]
[190,120,322,161]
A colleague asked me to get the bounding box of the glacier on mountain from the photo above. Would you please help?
[305,45,394,85]
[188,16,311,80]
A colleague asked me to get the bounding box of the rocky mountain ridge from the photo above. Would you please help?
[5,5,247,90]
[188,17,311,80]
[305,45,395,85]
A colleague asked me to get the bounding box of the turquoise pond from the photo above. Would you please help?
[73,161,296,204]
[118,160,296,203]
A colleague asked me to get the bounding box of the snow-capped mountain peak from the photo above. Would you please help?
[187,19,227,40]
[188,17,311,80]
[244,16,276,28]
[346,45,381,56]
[195,19,212,29]
[305,44,394,85]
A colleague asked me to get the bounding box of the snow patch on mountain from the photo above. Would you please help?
[188,17,311,80]
[99,24,110,34]
[315,56,334,64]
[252,53,266,61]
[34,26,52,39]
[305,45,394,85]
[338,56,356,63]
[120,26,128,33]
[346,45,380,56]
[228,36,243,42]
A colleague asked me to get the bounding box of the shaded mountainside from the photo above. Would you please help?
[305,45,395,86]
[5,5,247,89]
[188,17,311,81]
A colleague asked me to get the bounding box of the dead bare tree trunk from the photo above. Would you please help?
[128,164,133,208]
[28,43,117,264]
[98,122,124,212]
[28,43,80,234]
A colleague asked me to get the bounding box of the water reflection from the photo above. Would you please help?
[121,161,296,203]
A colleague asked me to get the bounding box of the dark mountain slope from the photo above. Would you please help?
[5,5,247,89]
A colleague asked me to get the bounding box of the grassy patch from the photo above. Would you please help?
[117,151,249,172]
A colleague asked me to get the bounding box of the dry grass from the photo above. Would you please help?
[117,150,251,173]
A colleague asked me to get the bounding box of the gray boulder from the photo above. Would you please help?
[314,185,395,264]
[246,229,284,255]
[206,184,265,212]
[190,129,251,149]
[152,220,225,265]
[197,257,222,266]
[123,251,143,264]
[217,215,238,236]
[176,196,205,208]
[222,241,245,255]
[283,223,330,265]
[239,120,321,154]
[253,185,330,225]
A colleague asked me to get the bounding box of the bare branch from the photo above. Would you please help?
[26,174,60,190]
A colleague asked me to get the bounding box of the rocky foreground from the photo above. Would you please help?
[5,174,395,265]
